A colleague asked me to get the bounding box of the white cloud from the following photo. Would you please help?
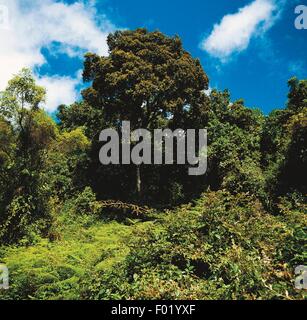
[0,0,116,111]
[36,71,82,113]
[201,0,278,61]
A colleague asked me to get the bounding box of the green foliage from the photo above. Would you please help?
[74,187,97,216]
[60,28,210,201]
[82,28,208,129]
[206,90,265,200]
[0,71,56,244]
[261,78,307,211]
[0,208,140,300]
[43,127,91,199]
[0,31,305,301]
[0,68,45,119]
[83,191,305,300]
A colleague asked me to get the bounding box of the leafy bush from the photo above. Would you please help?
[74,187,97,216]
[82,191,306,300]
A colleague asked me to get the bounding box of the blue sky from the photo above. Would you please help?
[0,0,306,114]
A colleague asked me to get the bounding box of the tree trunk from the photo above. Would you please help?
[136,165,141,198]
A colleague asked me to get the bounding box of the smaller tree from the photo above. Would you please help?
[261,78,307,211]
[0,68,45,124]
[0,69,55,243]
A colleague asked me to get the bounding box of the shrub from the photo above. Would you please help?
[83,191,306,300]
[74,187,97,216]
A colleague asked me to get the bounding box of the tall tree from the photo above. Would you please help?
[81,28,209,197]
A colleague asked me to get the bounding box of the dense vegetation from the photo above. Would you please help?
[0,29,306,300]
